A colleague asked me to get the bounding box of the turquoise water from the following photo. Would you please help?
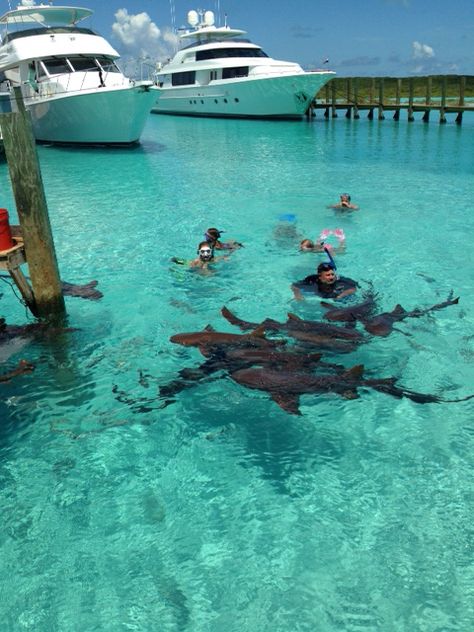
[1,111,474,631]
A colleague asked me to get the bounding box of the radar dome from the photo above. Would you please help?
[203,10,215,26]
[187,10,199,26]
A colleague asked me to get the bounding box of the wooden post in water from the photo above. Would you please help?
[367,78,375,120]
[407,78,415,122]
[422,76,431,122]
[345,78,352,118]
[353,78,360,119]
[324,83,330,118]
[378,78,385,120]
[393,79,401,121]
[439,76,447,124]
[456,76,465,124]
[0,88,66,319]
[331,81,338,118]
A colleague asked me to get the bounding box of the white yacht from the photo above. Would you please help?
[152,9,335,119]
[0,3,158,145]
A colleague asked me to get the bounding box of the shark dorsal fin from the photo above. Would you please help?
[345,364,364,379]
[392,304,406,315]
[249,324,266,338]
[204,324,215,332]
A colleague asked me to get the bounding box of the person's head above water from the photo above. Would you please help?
[317,261,337,284]
[205,227,224,243]
[340,193,351,202]
[300,239,315,251]
[197,241,213,261]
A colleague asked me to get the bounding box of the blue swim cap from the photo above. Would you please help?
[278,213,297,222]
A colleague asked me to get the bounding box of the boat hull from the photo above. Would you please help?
[25,84,157,145]
[151,72,334,119]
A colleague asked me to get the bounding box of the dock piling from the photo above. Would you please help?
[0,88,66,319]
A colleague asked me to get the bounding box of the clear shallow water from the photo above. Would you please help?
[1,112,474,631]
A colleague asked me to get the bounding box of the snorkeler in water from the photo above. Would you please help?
[330,194,359,210]
[204,227,243,251]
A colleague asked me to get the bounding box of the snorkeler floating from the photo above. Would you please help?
[330,194,359,210]
[204,227,243,250]
[300,228,346,253]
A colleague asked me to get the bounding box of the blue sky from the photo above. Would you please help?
[17,0,474,75]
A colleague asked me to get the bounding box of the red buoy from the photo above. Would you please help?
[0,208,15,251]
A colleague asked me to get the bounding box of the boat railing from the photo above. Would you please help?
[21,67,128,100]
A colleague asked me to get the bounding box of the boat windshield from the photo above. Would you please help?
[196,47,268,61]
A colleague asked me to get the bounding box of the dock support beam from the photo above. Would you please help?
[439,76,447,124]
[0,88,66,320]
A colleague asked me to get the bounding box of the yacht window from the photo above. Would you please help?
[222,67,249,79]
[171,71,196,86]
[67,57,99,72]
[196,47,268,61]
[42,58,72,75]
[95,58,121,73]
[36,62,48,80]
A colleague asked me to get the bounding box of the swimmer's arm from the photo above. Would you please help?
[335,287,356,300]
[291,284,305,301]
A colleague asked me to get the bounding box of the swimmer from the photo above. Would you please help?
[171,241,226,271]
[300,228,346,254]
[330,194,359,210]
[291,261,358,301]
[205,227,243,250]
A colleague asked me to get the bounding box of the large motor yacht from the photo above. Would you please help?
[0,3,157,145]
[152,9,335,119]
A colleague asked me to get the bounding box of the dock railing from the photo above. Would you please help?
[312,75,473,124]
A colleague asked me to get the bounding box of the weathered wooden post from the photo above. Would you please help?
[378,78,385,120]
[353,78,360,119]
[422,76,431,122]
[324,83,330,118]
[345,78,352,118]
[331,81,338,118]
[0,88,66,319]
[367,78,375,120]
[439,75,447,124]
[456,76,465,124]
[393,79,401,121]
[407,77,415,122]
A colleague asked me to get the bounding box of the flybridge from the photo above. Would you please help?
[0,5,93,27]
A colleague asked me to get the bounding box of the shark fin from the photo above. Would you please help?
[249,324,266,338]
[204,324,215,332]
[392,304,406,315]
[345,364,364,379]
[287,312,302,321]
[270,392,301,415]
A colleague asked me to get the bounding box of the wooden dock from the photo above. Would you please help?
[311,75,473,124]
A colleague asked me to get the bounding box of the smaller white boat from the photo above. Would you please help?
[0,3,158,145]
[152,9,335,119]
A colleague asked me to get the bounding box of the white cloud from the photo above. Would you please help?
[112,9,179,61]
[20,0,36,6]
[412,41,435,59]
